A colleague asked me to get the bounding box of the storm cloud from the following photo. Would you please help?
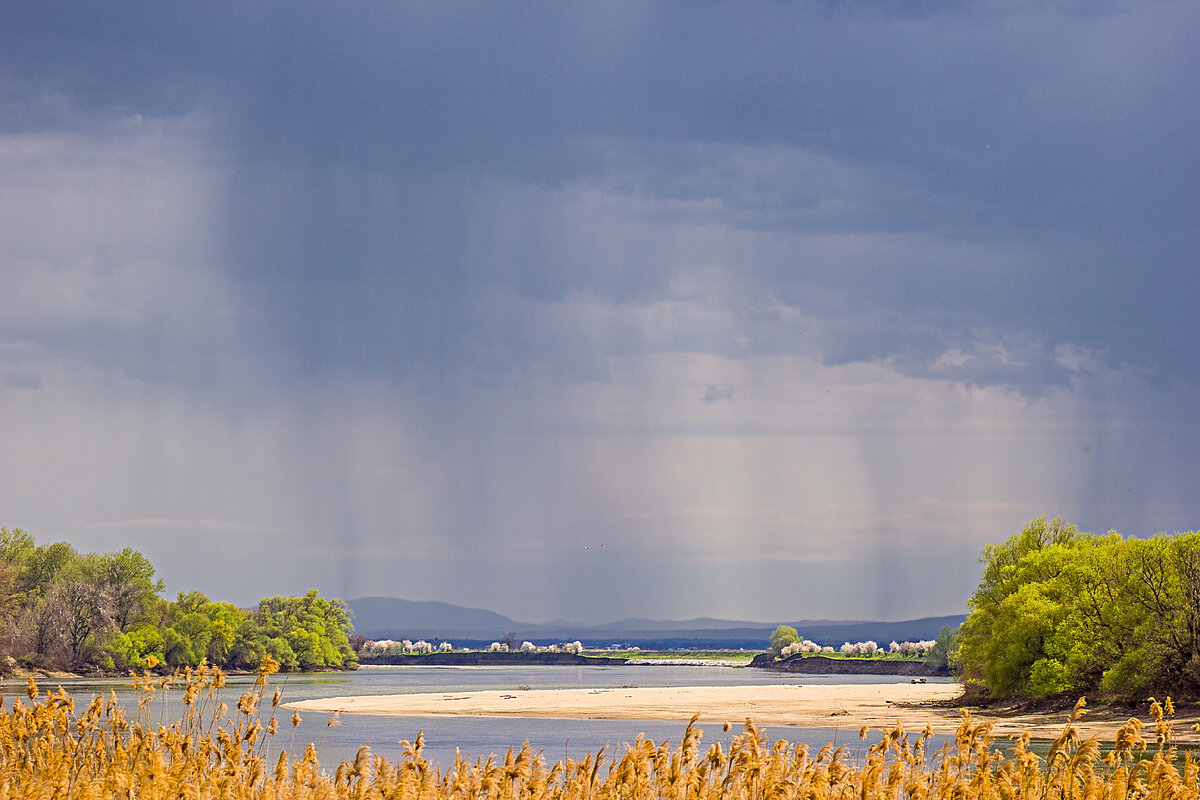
[1,1,1197,622]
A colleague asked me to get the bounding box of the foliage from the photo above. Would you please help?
[0,526,356,673]
[767,624,799,657]
[925,625,958,672]
[2,669,1193,800]
[100,547,164,630]
[957,516,1200,700]
[256,590,355,669]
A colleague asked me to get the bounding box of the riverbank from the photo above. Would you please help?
[3,663,359,682]
[625,658,750,667]
[359,652,629,666]
[751,653,947,676]
[286,682,1200,743]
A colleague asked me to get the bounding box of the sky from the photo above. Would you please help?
[1,1,1198,624]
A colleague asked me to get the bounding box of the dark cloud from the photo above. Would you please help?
[4,2,1197,394]
[2,1,1199,620]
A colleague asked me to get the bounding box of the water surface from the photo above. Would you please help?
[32,664,954,767]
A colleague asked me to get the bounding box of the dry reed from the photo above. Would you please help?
[0,663,1195,800]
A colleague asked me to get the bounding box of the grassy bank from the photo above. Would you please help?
[783,652,929,661]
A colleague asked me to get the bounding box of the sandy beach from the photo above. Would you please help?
[288,682,1196,741]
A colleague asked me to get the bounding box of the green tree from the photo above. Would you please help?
[19,541,78,598]
[229,618,270,669]
[0,528,34,650]
[255,589,356,669]
[925,625,957,673]
[0,525,363,674]
[203,601,244,664]
[0,527,35,565]
[768,625,799,658]
[957,517,1079,695]
[110,624,165,670]
[161,591,255,667]
[164,612,213,666]
[958,518,1200,700]
[163,591,214,666]
[98,548,164,631]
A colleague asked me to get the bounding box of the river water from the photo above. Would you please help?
[25,664,955,768]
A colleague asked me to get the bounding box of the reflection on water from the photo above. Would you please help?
[27,665,956,768]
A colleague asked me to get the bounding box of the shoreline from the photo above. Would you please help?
[360,652,629,667]
[287,682,1200,743]
[4,664,358,683]
[756,654,946,677]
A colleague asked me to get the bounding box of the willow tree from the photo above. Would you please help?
[957,516,1200,700]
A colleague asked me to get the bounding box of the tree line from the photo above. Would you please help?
[0,527,356,673]
[957,516,1200,701]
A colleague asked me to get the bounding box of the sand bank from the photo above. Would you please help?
[288,682,1196,741]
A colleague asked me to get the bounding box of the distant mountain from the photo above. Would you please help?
[346,597,964,646]
[348,597,521,639]
[579,616,799,632]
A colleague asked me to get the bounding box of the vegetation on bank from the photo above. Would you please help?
[764,624,957,672]
[5,664,1192,800]
[351,637,592,658]
[0,527,355,673]
[587,649,756,663]
[957,516,1200,702]
[353,643,752,663]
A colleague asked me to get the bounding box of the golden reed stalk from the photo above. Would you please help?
[0,662,1195,800]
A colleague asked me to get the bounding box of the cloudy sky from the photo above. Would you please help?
[1,1,1197,624]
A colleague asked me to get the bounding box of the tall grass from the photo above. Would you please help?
[1,663,1195,800]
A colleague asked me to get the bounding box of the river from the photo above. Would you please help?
[27,664,955,768]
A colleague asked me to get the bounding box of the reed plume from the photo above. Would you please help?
[0,667,1195,800]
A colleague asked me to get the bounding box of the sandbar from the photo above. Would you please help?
[287,682,1195,741]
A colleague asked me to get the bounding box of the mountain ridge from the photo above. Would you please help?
[346,596,963,646]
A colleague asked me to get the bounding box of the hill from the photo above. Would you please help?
[345,597,963,648]
[348,597,519,639]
